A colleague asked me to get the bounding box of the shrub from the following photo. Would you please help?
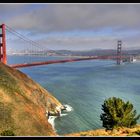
[100,97,140,130]
[0,130,16,136]
[135,130,140,135]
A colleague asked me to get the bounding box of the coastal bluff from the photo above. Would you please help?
[0,62,63,136]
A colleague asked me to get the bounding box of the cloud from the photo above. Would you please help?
[0,4,27,22]
[5,4,140,33]
[1,4,140,50]
[34,32,132,50]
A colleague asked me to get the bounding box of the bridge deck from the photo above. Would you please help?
[9,55,128,68]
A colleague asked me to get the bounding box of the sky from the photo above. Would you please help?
[0,3,140,51]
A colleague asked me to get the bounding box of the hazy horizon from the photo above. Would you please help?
[1,4,140,51]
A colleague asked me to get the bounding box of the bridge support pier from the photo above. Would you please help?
[0,24,7,64]
[117,40,122,65]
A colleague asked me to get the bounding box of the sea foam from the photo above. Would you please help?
[62,104,73,112]
[48,116,57,130]
[47,104,73,131]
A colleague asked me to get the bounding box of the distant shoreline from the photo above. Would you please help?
[7,54,92,58]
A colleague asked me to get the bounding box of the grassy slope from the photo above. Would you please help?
[0,62,62,136]
[65,126,140,136]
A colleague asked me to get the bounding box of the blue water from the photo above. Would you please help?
[8,55,140,135]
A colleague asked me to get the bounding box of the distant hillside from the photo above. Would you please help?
[14,49,140,57]
[0,62,62,136]
[47,49,140,56]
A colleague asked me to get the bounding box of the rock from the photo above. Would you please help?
[61,105,67,111]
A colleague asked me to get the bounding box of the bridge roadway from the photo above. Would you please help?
[9,55,129,68]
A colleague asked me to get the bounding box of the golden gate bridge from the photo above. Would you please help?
[0,24,133,68]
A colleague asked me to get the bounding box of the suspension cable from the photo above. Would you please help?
[5,24,46,50]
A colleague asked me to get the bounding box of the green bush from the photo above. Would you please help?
[0,130,16,136]
[100,97,140,130]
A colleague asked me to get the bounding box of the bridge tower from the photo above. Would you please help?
[117,40,122,65]
[0,24,7,64]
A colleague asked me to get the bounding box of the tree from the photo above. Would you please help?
[100,97,140,130]
[0,130,16,136]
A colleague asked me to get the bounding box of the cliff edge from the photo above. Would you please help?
[0,62,62,136]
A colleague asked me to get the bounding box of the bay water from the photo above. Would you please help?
[8,55,140,135]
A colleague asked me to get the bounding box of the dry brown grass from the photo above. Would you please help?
[64,125,140,136]
[0,62,62,136]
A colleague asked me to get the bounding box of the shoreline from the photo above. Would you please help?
[47,104,140,136]
[47,104,73,134]
[7,54,93,58]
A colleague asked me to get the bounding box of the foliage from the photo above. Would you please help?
[100,97,140,130]
[0,130,16,136]
[135,130,140,135]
